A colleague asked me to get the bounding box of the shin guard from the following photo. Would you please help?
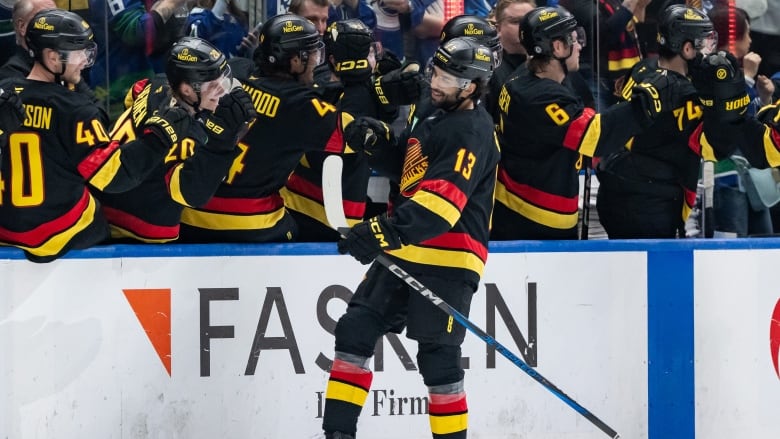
[428,381,468,439]
[322,353,373,435]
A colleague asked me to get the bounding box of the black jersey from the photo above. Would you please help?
[384,105,500,287]
[599,58,712,223]
[178,74,348,243]
[0,78,166,261]
[282,81,391,240]
[95,77,238,242]
[492,67,643,239]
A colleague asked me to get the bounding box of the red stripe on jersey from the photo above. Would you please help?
[77,140,121,180]
[429,393,467,415]
[684,186,697,208]
[324,117,345,153]
[498,167,579,213]
[688,123,704,155]
[771,126,780,151]
[418,179,468,210]
[599,0,615,15]
[286,173,365,218]
[132,79,150,100]
[419,232,488,262]
[0,189,90,246]
[562,108,596,151]
[201,194,284,214]
[608,47,641,62]
[102,206,180,240]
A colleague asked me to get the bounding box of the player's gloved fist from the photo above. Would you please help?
[0,87,24,134]
[337,215,403,265]
[344,116,392,155]
[691,51,749,122]
[143,105,193,148]
[630,71,676,127]
[199,87,257,151]
[374,63,424,105]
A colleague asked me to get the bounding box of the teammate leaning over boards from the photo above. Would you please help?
[321,37,500,439]
[596,5,723,239]
[0,9,192,262]
[282,19,397,242]
[490,6,678,240]
[177,13,352,243]
[94,36,257,243]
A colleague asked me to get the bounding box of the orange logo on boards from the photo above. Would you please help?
[123,289,172,376]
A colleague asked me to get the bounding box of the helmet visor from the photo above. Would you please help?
[63,42,97,68]
[200,64,235,101]
[694,30,718,55]
[425,62,471,90]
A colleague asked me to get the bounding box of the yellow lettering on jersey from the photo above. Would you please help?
[498,86,510,115]
[311,99,337,117]
[243,84,281,118]
[132,85,151,124]
[226,141,250,184]
[22,105,51,130]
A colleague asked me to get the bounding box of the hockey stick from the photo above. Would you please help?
[581,158,592,240]
[322,155,620,438]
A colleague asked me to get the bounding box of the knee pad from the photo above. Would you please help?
[335,306,386,358]
[416,343,464,387]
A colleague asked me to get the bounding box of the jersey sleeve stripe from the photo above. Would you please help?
[498,168,578,212]
[418,179,468,209]
[79,140,122,187]
[562,108,600,156]
[764,125,780,167]
[410,190,461,226]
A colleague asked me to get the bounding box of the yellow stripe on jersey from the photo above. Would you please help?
[410,190,461,227]
[20,195,98,257]
[109,225,175,244]
[608,56,641,72]
[578,113,602,158]
[388,245,485,277]
[429,413,468,435]
[88,151,124,191]
[699,133,716,161]
[281,187,362,227]
[325,380,369,406]
[180,206,286,230]
[763,126,780,167]
[494,182,579,229]
[168,166,193,207]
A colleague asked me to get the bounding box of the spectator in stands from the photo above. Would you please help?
[485,0,535,121]
[0,0,56,77]
[289,0,329,34]
[491,6,675,240]
[749,0,780,77]
[96,37,256,243]
[596,5,722,238]
[327,0,376,30]
[560,0,650,110]
[187,0,250,58]
[0,9,192,262]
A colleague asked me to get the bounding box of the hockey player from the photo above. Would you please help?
[596,5,720,238]
[282,19,394,241]
[490,6,678,240]
[0,9,192,262]
[95,36,256,242]
[177,13,350,243]
[322,37,500,439]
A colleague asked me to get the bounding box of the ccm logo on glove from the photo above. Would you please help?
[369,217,391,248]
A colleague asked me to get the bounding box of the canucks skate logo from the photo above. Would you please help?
[538,10,558,22]
[400,138,428,195]
[33,17,54,31]
[464,23,484,36]
[177,48,198,62]
[283,21,304,33]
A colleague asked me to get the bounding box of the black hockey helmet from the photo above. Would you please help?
[26,9,95,63]
[440,15,502,67]
[255,13,324,68]
[520,6,577,57]
[325,19,375,80]
[657,5,716,55]
[166,36,229,91]
[431,36,494,85]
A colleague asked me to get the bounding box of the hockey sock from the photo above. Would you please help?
[322,354,373,435]
[428,381,468,439]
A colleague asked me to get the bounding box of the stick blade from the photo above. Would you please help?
[322,155,350,230]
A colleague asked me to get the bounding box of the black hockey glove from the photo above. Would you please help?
[375,50,403,76]
[690,51,750,123]
[630,71,677,128]
[374,63,424,105]
[0,87,24,153]
[198,87,257,151]
[343,117,393,155]
[143,106,193,149]
[337,215,403,265]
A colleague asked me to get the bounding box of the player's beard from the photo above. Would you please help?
[430,86,462,110]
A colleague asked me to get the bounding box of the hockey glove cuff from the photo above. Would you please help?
[143,106,193,149]
[199,87,257,152]
[692,51,750,123]
[630,71,676,128]
[374,63,424,106]
[337,215,403,265]
[343,117,393,156]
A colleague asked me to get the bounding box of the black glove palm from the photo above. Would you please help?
[143,105,193,149]
[199,87,257,151]
[690,51,749,122]
[337,215,403,264]
[630,71,677,127]
[343,117,393,155]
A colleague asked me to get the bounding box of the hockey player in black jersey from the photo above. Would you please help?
[596,5,721,238]
[178,13,352,243]
[0,87,24,151]
[491,6,679,240]
[321,37,500,439]
[95,36,257,243]
[282,19,396,242]
[0,9,192,262]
